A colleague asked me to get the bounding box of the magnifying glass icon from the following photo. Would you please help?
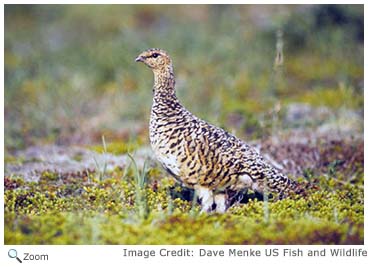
[8,249,22,263]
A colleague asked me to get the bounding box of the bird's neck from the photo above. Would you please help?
[153,65,176,98]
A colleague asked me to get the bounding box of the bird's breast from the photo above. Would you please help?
[149,110,185,178]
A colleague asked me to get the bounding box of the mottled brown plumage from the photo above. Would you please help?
[135,48,306,213]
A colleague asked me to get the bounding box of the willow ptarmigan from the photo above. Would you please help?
[135,48,306,213]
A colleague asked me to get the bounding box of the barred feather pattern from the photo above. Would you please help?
[136,48,306,213]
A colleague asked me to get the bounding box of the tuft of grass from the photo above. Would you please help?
[92,136,108,181]
[127,153,149,220]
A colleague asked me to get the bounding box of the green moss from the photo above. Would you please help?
[90,140,142,155]
[4,164,364,244]
[291,85,363,110]
[4,154,22,164]
[40,171,60,182]
[286,54,363,87]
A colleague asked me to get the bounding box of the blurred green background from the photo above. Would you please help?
[5,5,363,150]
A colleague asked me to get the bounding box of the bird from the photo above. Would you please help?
[135,48,307,213]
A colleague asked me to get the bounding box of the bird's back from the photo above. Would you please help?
[150,93,302,198]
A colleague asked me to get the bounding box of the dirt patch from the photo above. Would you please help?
[256,129,363,179]
[5,145,154,182]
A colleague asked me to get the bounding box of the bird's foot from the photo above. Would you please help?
[195,186,214,213]
[214,193,227,213]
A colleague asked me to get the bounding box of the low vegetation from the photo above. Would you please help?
[5,131,364,244]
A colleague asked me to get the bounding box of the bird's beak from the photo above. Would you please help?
[135,56,144,62]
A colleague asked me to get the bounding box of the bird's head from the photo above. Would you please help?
[135,48,172,71]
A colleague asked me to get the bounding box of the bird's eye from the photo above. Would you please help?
[152,53,160,58]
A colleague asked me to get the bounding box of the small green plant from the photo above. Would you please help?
[92,135,108,181]
[127,153,149,220]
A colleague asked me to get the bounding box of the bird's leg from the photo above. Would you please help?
[195,186,214,213]
[214,193,227,213]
